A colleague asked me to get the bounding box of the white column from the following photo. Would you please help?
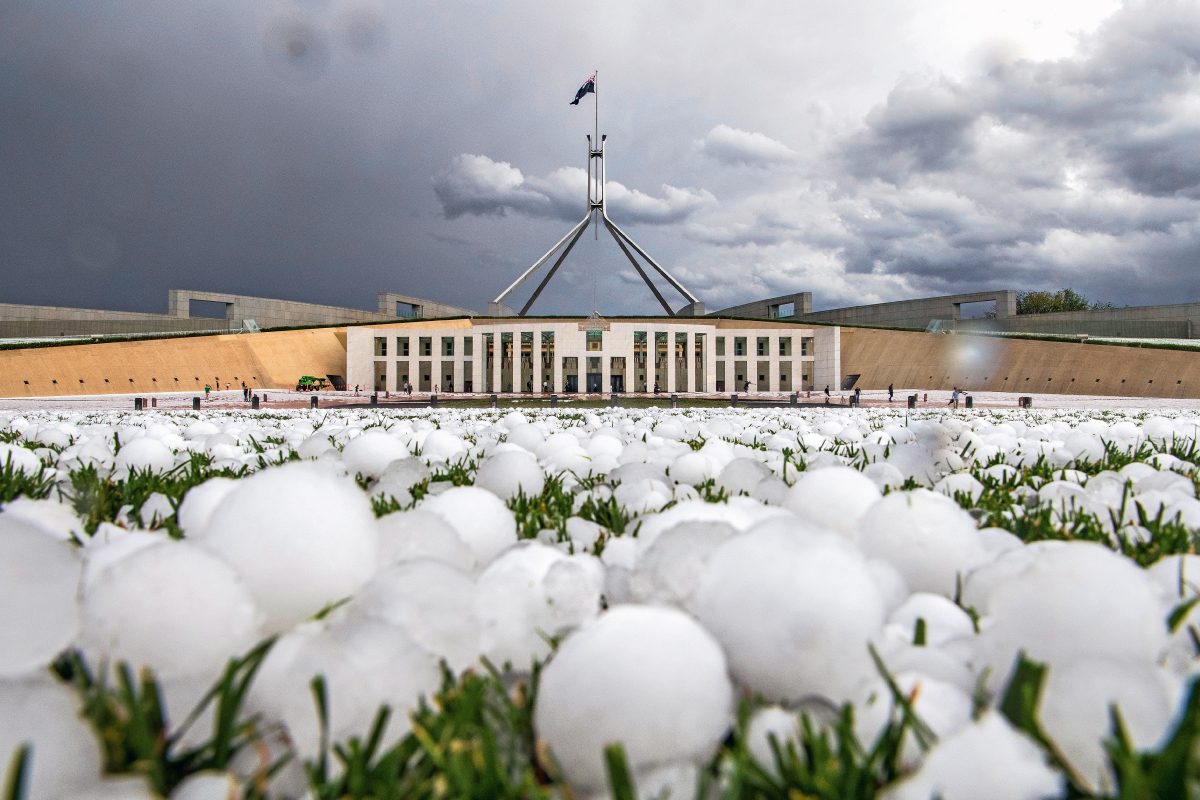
[491,331,503,394]
[666,328,677,393]
[705,330,718,393]
[452,336,464,394]
[531,326,543,393]
[768,334,779,392]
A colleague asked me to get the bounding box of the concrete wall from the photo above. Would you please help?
[167,289,390,329]
[840,328,1200,398]
[711,292,812,319]
[800,290,1017,329]
[957,301,1200,338]
[376,292,475,320]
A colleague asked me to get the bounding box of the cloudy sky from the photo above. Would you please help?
[2,0,1198,316]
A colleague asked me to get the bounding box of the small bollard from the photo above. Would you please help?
[490,394,498,409]
[310,396,319,409]
[192,396,200,410]
[908,394,917,409]
[370,393,378,406]
[251,395,259,409]
[430,394,438,408]
[965,396,974,409]
[731,393,739,406]
[550,394,558,408]
[151,398,157,408]
[134,397,143,411]
[670,394,679,409]
[1018,396,1033,409]
[789,393,798,406]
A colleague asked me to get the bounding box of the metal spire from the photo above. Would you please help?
[488,75,704,318]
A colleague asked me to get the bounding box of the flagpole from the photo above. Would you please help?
[594,69,599,241]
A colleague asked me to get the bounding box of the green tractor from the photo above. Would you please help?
[296,375,328,392]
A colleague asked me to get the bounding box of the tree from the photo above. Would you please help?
[1016,288,1099,315]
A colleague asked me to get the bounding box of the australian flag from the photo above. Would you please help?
[570,73,596,105]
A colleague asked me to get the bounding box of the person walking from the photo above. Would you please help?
[204,384,211,401]
[949,387,960,408]
[888,383,894,402]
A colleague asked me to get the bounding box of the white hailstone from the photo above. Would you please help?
[474,542,602,668]
[585,434,624,462]
[1147,553,1200,598]
[695,529,885,703]
[855,671,973,769]
[977,542,1168,685]
[716,457,773,496]
[0,518,82,678]
[861,461,906,492]
[0,679,105,800]
[612,478,673,515]
[349,559,480,671]
[933,473,984,505]
[138,491,174,528]
[1137,469,1196,497]
[419,429,467,461]
[70,776,158,799]
[883,712,1061,800]
[959,541,1064,614]
[628,520,736,611]
[80,530,161,591]
[421,486,517,570]
[784,466,881,536]
[113,436,175,473]
[81,541,261,680]
[169,772,242,800]
[977,526,1023,554]
[887,593,975,647]
[250,619,439,761]
[565,516,604,550]
[0,442,43,476]
[745,706,801,776]
[856,490,988,597]
[506,423,546,452]
[73,437,116,469]
[500,410,529,430]
[634,498,776,551]
[176,477,239,538]
[885,443,940,485]
[475,450,545,500]
[198,462,378,631]
[340,430,410,478]
[535,605,733,793]
[752,475,790,505]
[668,452,716,486]
[297,433,337,460]
[1039,659,1181,793]
[0,497,84,541]
[375,509,474,571]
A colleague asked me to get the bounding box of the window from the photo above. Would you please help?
[373,337,387,357]
[441,336,455,357]
[463,337,473,356]
[756,337,768,356]
[419,337,432,357]
[716,336,725,356]
[586,330,603,351]
[801,337,814,356]
[734,337,747,357]
[399,337,410,356]
[779,337,792,356]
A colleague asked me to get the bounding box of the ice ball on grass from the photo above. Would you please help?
[421,486,517,570]
[0,519,82,678]
[668,452,716,486]
[744,706,803,777]
[375,509,473,571]
[977,542,1168,685]
[0,442,43,475]
[695,530,884,703]
[475,450,545,499]
[113,436,175,474]
[883,711,1060,800]
[198,462,378,631]
[0,679,105,800]
[534,605,733,793]
[176,477,239,538]
[857,490,988,597]
[1039,659,1180,793]
[886,593,976,647]
[80,530,161,591]
[854,671,973,770]
[81,540,262,680]
[474,542,602,668]
[784,466,880,535]
[716,457,773,496]
[169,772,241,800]
[628,520,736,611]
[250,619,439,761]
[419,429,467,461]
[349,559,480,671]
[0,497,85,541]
[341,430,410,478]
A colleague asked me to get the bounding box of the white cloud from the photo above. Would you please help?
[697,125,798,166]
[436,155,715,225]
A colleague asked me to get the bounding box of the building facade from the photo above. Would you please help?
[346,318,841,395]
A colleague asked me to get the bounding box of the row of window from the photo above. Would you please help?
[374,336,473,358]
[715,336,815,357]
[374,333,817,359]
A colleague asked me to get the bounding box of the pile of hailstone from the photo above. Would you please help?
[0,406,1199,799]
